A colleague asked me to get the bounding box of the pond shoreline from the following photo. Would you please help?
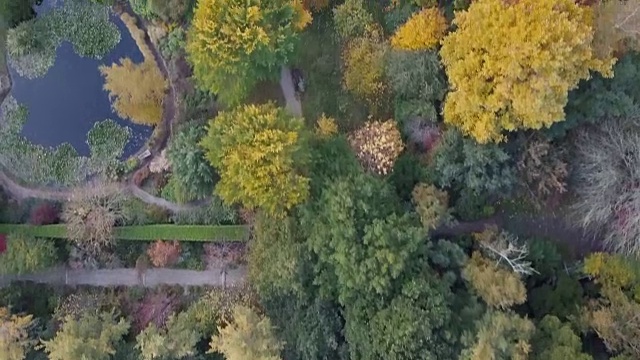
[0,3,183,208]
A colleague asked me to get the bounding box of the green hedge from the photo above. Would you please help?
[0,224,249,242]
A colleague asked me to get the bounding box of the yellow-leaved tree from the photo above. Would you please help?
[0,307,35,360]
[187,0,309,106]
[100,59,167,126]
[440,0,615,143]
[391,7,447,51]
[209,305,283,360]
[342,29,388,110]
[200,103,309,216]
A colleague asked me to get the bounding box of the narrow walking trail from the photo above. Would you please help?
[0,170,199,212]
[0,266,246,288]
[280,66,303,117]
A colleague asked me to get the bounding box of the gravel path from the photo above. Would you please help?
[0,170,201,212]
[280,66,302,117]
[0,266,246,288]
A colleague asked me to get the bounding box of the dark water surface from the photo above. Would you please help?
[8,6,150,157]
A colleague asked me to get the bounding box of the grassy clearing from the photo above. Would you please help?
[0,224,249,242]
[292,11,367,131]
[247,80,286,108]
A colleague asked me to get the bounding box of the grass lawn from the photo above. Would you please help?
[292,11,368,131]
[247,80,286,108]
[0,224,250,242]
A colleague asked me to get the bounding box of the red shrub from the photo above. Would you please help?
[0,234,6,254]
[29,203,59,225]
[147,240,181,268]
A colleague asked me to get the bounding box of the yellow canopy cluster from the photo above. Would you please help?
[440,0,615,143]
[391,7,447,51]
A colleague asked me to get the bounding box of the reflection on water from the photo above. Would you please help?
[8,7,151,157]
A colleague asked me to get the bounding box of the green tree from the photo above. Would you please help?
[0,233,57,275]
[42,312,130,360]
[166,123,215,202]
[531,315,592,360]
[249,213,303,297]
[100,58,167,126]
[0,307,34,360]
[462,310,535,360]
[209,305,283,360]
[200,103,309,216]
[440,0,614,143]
[148,0,189,23]
[332,0,374,39]
[136,312,200,360]
[0,0,34,28]
[350,278,457,360]
[262,294,345,360]
[385,50,447,123]
[548,52,640,138]
[307,135,360,199]
[305,173,422,303]
[433,129,515,197]
[187,0,302,105]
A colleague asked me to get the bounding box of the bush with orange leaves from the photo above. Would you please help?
[147,240,182,268]
[391,7,447,50]
[349,120,404,175]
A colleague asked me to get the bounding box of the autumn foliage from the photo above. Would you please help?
[440,0,615,143]
[147,240,182,268]
[29,202,59,225]
[186,0,305,105]
[200,103,309,216]
[391,7,447,51]
[349,120,404,175]
[315,114,338,138]
[342,31,387,109]
[463,251,527,309]
[100,59,167,126]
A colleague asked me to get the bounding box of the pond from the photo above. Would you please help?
[7,0,151,157]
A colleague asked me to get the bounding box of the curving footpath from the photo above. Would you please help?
[0,265,246,288]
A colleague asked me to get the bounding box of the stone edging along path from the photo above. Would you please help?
[0,265,247,288]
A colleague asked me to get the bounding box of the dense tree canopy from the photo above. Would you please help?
[440,0,615,143]
[0,233,57,275]
[391,7,447,51]
[200,103,309,216]
[385,49,447,123]
[136,312,200,360]
[187,0,305,105]
[166,123,215,202]
[549,52,640,137]
[42,312,129,360]
[210,305,283,360]
[304,173,420,302]
[0,307,34,360]
[433,129,515,197]
[531,315,593,360]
